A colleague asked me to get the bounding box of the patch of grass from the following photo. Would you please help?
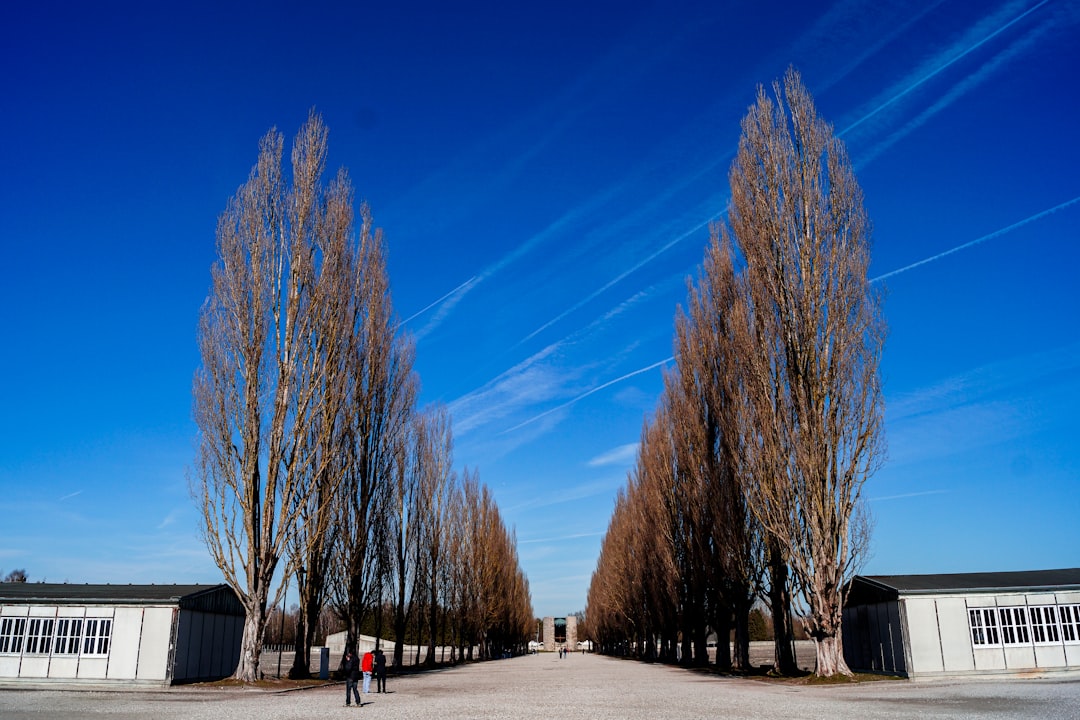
[798,671,903,685]
[195,677,331,691]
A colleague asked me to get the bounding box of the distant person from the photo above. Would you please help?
[362,649,375,694]
[374,647,387,693]
[342,648,361,707]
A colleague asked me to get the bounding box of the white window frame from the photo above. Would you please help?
[997,606,1031,645]
[0,617,27,654]
[81,618,112,656]
[54,617,83,655]
[969,607,1000,646]
[24,618,55,655]
[1028,605,1061,645]
[1060,604,1080,644]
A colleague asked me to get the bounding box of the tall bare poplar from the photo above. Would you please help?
[407,404,455,666]
[329,221,417,647]
[193,113,343,682]
[728,68,885,677]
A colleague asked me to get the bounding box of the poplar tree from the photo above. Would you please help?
[728,68,884,677]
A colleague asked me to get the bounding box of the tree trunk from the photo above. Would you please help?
[235,609,266,682]
[768,542,798,674]
[692,626,708,667]
[731,596,752,672]
[392,579,407,668]
[288,611,308,679]
[812,632,852,677]
[425,588,437,667]
[714,610,732,671]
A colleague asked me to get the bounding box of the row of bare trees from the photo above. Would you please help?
[586,70,885,677]
[193,112,532,682]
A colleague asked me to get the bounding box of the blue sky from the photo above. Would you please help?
[1,0,1078,619]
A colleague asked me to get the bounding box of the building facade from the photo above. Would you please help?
[843,568,1080,677]
[0,583,243,685]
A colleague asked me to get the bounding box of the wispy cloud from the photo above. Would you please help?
[59,490,82,502]
[157,508,183,530]
[841,0,1053,139]
[872,195,1080,282]
[506,476,626,513]
[448,342,572,435]
[793,0,950,95]
[884,342,1080,468]
[869,489,950,502]
[519,531,605,545]
[859,8,1069,163]
[501,357,673,435]
[518,217,714,345]
[587,443,639,468]
[401,274,480,325]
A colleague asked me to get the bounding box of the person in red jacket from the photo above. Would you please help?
[361,649,374,694]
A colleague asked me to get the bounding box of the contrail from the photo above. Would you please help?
[501,356,673,434]
[841,0,1051,137]
[518,214,718,346]
[869,489,949,502]
[519,531,605,545]
[872,195,1080,282]
[400,275,480,326]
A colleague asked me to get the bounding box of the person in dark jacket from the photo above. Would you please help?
[374,648,387,693]
[342,648,362,707]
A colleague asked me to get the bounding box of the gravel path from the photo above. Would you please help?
[2,652,1078,719]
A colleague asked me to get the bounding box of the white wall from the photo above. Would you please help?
[0,601,240,684]
[901,591,1080,677]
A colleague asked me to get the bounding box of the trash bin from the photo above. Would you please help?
[319,647,330,680]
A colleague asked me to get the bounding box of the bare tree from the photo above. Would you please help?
[412,405,455,667]
[326,209,417,650]
[286,193,387,677]
[2,570,28,583]
[388,414,421,669]
[727,68,885,677]
[193,112,346,681]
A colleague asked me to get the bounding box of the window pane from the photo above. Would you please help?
[55,618,82,655]
[1063,606,1078,642]
[985,609,999,645]
[12,619,25,653]
[969,609,985,645]
[97,620,112,654]
[83,620,98,655]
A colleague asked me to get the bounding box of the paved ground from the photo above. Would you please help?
[2,652,1078,719]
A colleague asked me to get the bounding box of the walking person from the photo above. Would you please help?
[361,648,374,694]
[374,647,387,693]
[342,648,361,707]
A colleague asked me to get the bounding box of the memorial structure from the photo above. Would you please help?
[541,615,577,652]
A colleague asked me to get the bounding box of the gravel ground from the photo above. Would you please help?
[2,652,1078,719]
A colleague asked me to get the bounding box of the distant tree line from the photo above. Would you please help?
[192,112,532,683]
[585,69,885,678]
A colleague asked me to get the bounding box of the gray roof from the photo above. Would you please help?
[847,568,1080,606]
[0,582,235,606]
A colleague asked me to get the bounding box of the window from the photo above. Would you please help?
[1060,605,1080,643]
[1029,606,1060,644]
[0,617,27,654]
[998,606,1030,645]
[969,607,999,646]
[82,618,112,656]
[54,618,83,655]
[24,618,55,654]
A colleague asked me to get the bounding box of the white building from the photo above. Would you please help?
[843,568,1080,677]
[0,583,243,685]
